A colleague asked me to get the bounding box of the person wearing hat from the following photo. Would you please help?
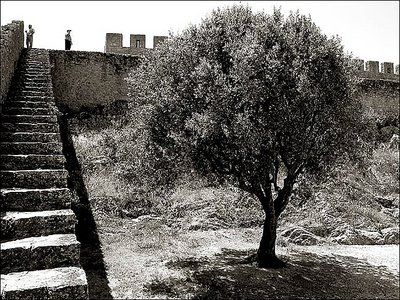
[25,24,35,49]
[65,29,72,50]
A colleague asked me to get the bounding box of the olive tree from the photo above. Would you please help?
[126,5,363,267]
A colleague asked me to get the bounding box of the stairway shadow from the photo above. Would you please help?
[58,115,113,300]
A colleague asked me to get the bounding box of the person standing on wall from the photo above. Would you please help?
[65,29,72,50]
[25,24,35,48]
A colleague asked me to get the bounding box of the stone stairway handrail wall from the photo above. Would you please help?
[0,20,25,110]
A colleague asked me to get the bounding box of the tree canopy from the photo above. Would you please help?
[126,5,364,267]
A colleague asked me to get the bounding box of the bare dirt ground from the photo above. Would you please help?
[95,215,399,299]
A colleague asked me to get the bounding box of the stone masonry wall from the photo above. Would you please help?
[47,49,398,115]
[357,79,399,117]
[0,20,24,107]
[48,50,141,113]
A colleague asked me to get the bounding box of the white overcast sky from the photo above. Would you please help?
[1,1,399,65]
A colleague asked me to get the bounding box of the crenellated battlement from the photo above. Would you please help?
[104,33,400,83]
[353,59,399,82]
[104,33,168,56]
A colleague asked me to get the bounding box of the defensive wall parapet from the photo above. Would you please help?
[354,59,399,82]
[1,24,397,115]
[0,20,24,109]
[104,33,168,55]
[48,50,141,113]
[45,51,398,114]
[48,50,398,117]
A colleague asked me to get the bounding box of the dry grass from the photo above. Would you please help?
[68,110,399,299]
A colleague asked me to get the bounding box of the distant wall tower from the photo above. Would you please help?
[154,36,168,48]
[105,33,123,52]
[380,62,394,74]
[130,34,146,48]
[365,61,380,73]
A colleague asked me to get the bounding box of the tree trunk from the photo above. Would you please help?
[257,211,286,268]
[254,184,286,268]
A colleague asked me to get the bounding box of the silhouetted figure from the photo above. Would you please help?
[65,29,72,50]
[25,24,35,48]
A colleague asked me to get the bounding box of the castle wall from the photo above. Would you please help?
[48,50,141,113]
[357,79,399,118]
[48,50,398,115]
[0,20,24,108]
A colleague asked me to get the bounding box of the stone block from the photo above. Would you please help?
[0,169,68,189]
[1,209,76,241]
[0,267,88,299]
[5,100,52,108]
[1,114,57,123]
[0,154,66,170]
[1,106,54,116]
[1,122,59,132]
[0,132,60,142]
[0,234,81,273]
[0,141,63,155]
[0,187,72,211]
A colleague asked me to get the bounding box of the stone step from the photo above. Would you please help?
[22,63,44,67]
[20,67,46,72]
[0,266,88,299]
[17,78,49,85]
[12,95,54,102]
[0,132,60,142]
[20,68,49,73]
[2,101,51,108]
[0,188,72,212]
[18,80,50,86]
[1,114,57,123]
[21,73,49,79]
[23,63,44,66]
[1,122,59,133]
[20,82,48,87]
[2,106,54,115]
[0,154,66,170]
[19,85,51,92]
[19,74,48,79]
[0,142,63,155]
[24,60,45,64]
[19,91,53,97]
[0,234,80,273]
[0,169,68,189]
[21,66,45,71]
[26,53,48,57]
[1,209,76,241]
[22,66,48,70]
[19,73,50,79]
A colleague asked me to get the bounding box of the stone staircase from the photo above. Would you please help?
[0,49,89,299]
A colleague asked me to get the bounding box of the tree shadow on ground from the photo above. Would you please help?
[58,115,112,300]
[145,248,399,299]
